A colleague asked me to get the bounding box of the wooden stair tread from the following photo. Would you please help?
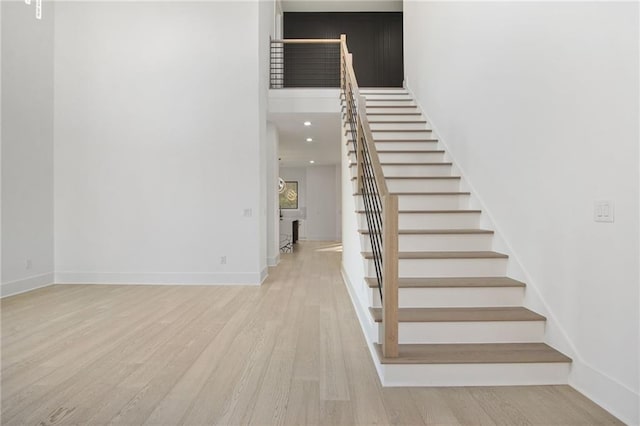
[349,162,451,168]
[361,251,507,259]
[368,306,544,323]
[359,228,493,235]
[365,105,418,108]
[354,191,470,196]
[349,149,444,154]
[346,140,439,145]
[355,209,481,214]
[367,112,422,116]
[365,276,526,288]
[351,176,459,181]
[362,94,411,97]
[368,120,427,124]
[373,343,571,364]
[345,129,433,137]
[346,138,438,142]
[366,99,414,102]
[385,176,460,180]
[372,129,432,133]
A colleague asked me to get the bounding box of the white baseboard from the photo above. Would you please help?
[570,360,639,426]
[259,267,269,284]
[1,272,54,298]
[55,271,263,286]
[267,255,280,267]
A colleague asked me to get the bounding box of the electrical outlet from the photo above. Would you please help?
[594,200,614,223]
[220,256,227,265]
[25,259,32,270]
[243,208,252,217]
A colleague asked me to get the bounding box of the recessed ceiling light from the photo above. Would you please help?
[309,160,315,164]
[306,138,313,142]
[303,121,312,126]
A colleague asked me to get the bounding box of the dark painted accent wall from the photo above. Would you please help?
[284,12,404,88]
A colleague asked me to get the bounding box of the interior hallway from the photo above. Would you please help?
[1,241,622,425]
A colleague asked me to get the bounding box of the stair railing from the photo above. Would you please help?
[340,34,399,358]
[270,38,342,88]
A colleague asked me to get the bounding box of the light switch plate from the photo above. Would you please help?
[594,200,614,223]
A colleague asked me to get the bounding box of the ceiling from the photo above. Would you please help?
[280,0,402,13]
[270,112,342,168]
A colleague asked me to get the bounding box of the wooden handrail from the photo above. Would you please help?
[357,97,389,197]
[340,34,399,358]
[271,38,341,44]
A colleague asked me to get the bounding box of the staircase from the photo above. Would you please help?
[343,88,572,386]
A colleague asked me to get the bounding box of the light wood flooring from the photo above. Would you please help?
[1,241,622,425]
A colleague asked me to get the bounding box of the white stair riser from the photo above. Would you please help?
[352,179,460,194]
[364,257,508,277]
[378,152,444,163]
[357,212,481,229]
[366,100,416,107]
[375,141,440,151]
[360,89,409,94]
[362,93,411,100]
[386,179,460,193]
[382,164,452,176]
[369,122,430,131]
[346,140,440,151]
[375,321,544,344]
[361,87,408,91]
[355,194,470,210]
[369,286,525,308]
[366,114,423,122]
[349,152,445,163]
[349,164,452,177]
[380,363,570,387]
[372,131,433,140]
[364,107,420,114]
[361,233,493,251]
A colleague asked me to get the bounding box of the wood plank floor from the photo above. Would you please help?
[1,241,622,425]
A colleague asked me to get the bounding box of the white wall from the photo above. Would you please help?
[280,166,308,238]
[306,165,340,241]
[1,0,55,296]
[259,0,277,274]
[280,165,340,241]
[267,122,280,265]
[405,2,639,424]
[54,1,266,284]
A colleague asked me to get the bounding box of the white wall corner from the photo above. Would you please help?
[267,254,280,267]
[1,272,55,298]
[260,266,269,284]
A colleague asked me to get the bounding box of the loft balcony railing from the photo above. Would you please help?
[270,35,399,357]
[269,38,341,88]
